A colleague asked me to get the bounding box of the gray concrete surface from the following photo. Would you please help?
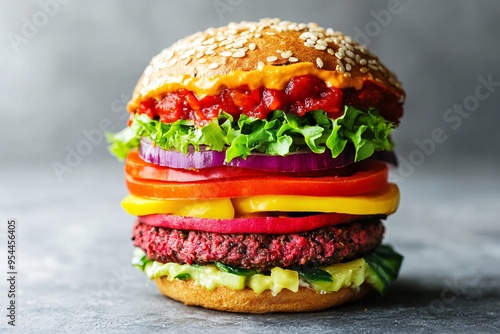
[1,160,499,333]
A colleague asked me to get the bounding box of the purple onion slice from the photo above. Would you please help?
[138,138,358,172]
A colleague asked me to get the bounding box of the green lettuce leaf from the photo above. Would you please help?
[130,248,150,271]
[215,262,259,276]
[365,244,404,295]
[297,268,333,282]
[107,106,395,162]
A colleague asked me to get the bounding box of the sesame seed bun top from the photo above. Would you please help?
[128,18,404,112]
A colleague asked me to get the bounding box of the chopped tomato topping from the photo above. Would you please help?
[136,76,402,125]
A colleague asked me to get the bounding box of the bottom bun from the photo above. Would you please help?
[154,277,371,313]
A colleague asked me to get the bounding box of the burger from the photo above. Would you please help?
[108,18,404,313]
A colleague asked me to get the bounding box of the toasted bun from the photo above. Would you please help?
[129,18,404,111]
[154,277,371,314]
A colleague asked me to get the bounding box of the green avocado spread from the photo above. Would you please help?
[132,244,403,296]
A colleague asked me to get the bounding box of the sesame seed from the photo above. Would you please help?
[316,57,324,68]
[315,44,327,50]
[360,59,367,65]
[202,37,215,46]
[346,50,355,59]
[344,58,354,65]
[344,72,351,77]
[257,61,265,70]
[327,48,335,55]
[233,51,246,58]
[316,39,328,46]
[249,43,256,50]
[344,43,354,51]
[265,32,276,35]
[220,51,232,57]
[198,58,208,64]
[254,33,262,38]
[304,42,315,48]
[164,50,174,61]
[289,57,298,62]
[360,67,369,73]
[335,52,343,59]
[266,55,278,62]
[169,58,177,66]
[205,50,216,55]
[208,62,219,69]
[345,63,352,71]
[281,50,292,58]
[368,64,379,71]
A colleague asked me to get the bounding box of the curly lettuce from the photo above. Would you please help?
[107,106,395,163]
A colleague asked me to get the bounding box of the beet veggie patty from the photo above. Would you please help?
[132,219,384,270]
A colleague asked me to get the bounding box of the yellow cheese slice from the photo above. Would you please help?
[232,184,399,216]
[121,184,399,218]
[121,195,235,219]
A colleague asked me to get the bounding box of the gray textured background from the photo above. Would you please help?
[1,0,500,169]
[1,1,500,332]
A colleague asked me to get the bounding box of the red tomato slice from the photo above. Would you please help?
[125,159,389,199]
[138,213,382,234]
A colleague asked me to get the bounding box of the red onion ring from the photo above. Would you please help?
[139,138,356,172]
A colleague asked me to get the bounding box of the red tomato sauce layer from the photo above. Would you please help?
[136,76,403,126]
